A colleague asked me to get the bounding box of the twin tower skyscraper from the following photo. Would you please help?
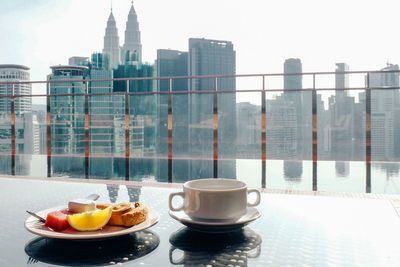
[103,1,142,68]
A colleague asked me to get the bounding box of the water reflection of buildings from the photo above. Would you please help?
[126,185,141,202]
[283,160,303,182]
[374,162,400,178]
[335,161,350,177]
[105,184,142,203]
[106,184,119,203]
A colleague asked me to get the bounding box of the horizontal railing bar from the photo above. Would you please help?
[0,86,399,99]
[2,69,400,85]
[2,152,397,164]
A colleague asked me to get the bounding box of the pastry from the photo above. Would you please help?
[96,202,148,227]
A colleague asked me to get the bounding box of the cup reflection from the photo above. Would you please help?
[25,230,159,266]
[169,227,261,266]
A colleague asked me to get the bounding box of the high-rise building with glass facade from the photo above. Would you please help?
[0,64,31,115]
[121,2,142,63]
[87,53,115,177]
[328,63,355,161]
[188,38,236,179]
[103,9,120,69]
[114,59,155,152]
[368,63,400,160]
[0,64,36,174]
[48,65,87,175]
[283,58,304,159]
[48,55,119,177]
[156,49,189,181]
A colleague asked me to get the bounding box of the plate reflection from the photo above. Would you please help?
[169,227,261,266]
[25,230,159,266]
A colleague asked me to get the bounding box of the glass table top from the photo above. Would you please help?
[0,177,399,266]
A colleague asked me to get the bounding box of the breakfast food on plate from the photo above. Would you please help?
[68,198,96,213]
[66,206,112,231]
[45,210,71,231]
[96,202,148,227]
[40,199,148,232]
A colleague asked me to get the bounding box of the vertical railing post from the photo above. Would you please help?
[312,74,318,191]
[11,83,15,176]
[46,81,52,177]
[125,80,130,181]
[365,73,371,193]
[84,81,89,179]
[168,78,173,183]
[261,76,266,188]
[213,77,218,178]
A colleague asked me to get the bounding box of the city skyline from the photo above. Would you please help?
[1,0,400,91]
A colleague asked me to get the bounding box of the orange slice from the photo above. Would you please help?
[67,206,112,231]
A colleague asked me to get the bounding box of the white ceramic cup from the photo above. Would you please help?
[168,178,261,220]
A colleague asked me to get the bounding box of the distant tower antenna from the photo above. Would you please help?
[111,0,113,12]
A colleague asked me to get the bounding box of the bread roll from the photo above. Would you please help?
[97,202,148,227]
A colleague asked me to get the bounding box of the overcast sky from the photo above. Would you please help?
[1,0,400,97]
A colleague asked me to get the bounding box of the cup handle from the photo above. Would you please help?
[247,189,261,207]
[169,246,185,265]
[247,245,261,258]
[169,192,185,211]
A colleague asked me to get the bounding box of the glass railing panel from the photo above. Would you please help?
[264,87,312,190]
[370,87,400,162]
[236,92,261,160]
[235,76,259,91]
[50,82,86,179]
[266,90,310,160]
[0,87,11,175]
[315,72,368,191]
[236,91,262,187]
[171,93,190,183]
[371,162,400,194]
[0,72,398,193]
[187,92,213,180]
[129,93,159,181]
[217,91,237,180]
[88,82,121,179]
[318,160,366,193]
[315,72,335,90]
[15,94,48,177]
[315,72,367,161]
[263,159,313,191]
[155,93,168,182]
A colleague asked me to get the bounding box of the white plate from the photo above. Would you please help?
[169,207,261,233]
[25,205,160,240]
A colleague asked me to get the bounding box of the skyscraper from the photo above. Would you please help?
[283,58,303,159]
[121,1,142,63]
[0,64,36,160]
[103,9,120,69]
[88,53,115,177]
[188,38,236,179]
[329,63,355,160]
[48,65,88,176]
[0,64,31,115]
[156,49,189,181]
[335,63,349,93]
[284,58,302,91]
[368,63,400,160]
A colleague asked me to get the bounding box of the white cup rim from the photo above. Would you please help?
[184,178,247,192]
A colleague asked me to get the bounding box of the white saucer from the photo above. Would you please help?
[169,207,261,233]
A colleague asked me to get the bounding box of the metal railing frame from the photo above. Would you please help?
[1,70,399,192]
